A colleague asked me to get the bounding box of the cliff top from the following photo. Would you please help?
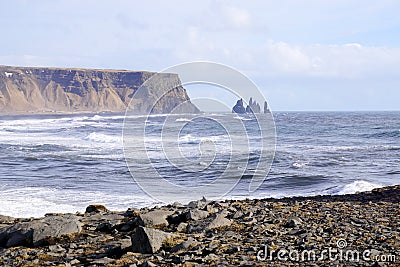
[0,65,158,74]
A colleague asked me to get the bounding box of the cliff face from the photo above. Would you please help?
[0,66,199,114]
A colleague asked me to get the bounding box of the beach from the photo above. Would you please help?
[1,185,399,266]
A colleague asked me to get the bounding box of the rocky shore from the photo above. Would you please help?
[1,186,399,266]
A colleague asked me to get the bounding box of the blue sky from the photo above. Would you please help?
[1,0,399,111]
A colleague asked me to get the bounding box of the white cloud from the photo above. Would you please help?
[221,6,251,28]
[265,41,312,73]
[263,41,400,79]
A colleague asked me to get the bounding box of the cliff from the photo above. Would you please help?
[0,65,200,114]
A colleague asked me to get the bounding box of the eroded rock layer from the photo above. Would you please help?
[0,66,199,114]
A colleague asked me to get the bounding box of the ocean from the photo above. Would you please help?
[0,112,399,218]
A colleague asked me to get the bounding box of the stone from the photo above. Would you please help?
[85,204,108,213]
[232,211,244,219]
[91,257,114,265]
[104,238,132,257]
[138,210,174,227]
[207,214,232,230]
[184,209,209,221]
[0,215,14,224]
[32,215,82,246]
[70,259,80,265]
[5,231,27,247]
[48,244,66,253]
[140,261,157,267]
[96,222,113,233]
[288,229,307,235]
[286,217,303,228]
[187,213,232,233]
[176,223,187,232]
[187,197,209,209]
[170,237,197,253]
[119,221,135,232]
[131,227,173,254]
[0,214,82,247]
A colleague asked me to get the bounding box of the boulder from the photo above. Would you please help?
[187,213,232,233]
[131,226,173,254]
[80,213,124,232]
[187,197,209,209]
[207,214,232,230]
[103,238,132,257]
[184,209,209,221]
[0,214,82,247]
[85,204,108,213]
[138,210,174,227]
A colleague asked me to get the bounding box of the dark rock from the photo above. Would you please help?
[124,208,140,217]
[245,97,261,113]
[104,238,132,257]
[95,222,113,233]
[288,229,307,235]
[81,213,125,232]
[5,231,27,247]
[85,204,108,213]
[232,99,246,114]
[187,197,209,209]
[286,217,303,228]
[131,226,173,254]
[264,101,270,113]
[140,261,157,267]
[119,221,136,232]
[242,217,257,224]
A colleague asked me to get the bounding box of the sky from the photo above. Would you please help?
[1,0,400,111]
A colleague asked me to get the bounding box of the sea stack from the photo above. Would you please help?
[232,99,246,114]
[233,97,264,114]
[245,97,261,113]
[263,101,270,113]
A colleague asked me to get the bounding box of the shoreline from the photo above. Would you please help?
[1,185,399,266]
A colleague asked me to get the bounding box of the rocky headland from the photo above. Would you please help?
[0,66,199,114]
[0,186,399,266]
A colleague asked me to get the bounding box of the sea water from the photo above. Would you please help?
[0,112,399,217]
